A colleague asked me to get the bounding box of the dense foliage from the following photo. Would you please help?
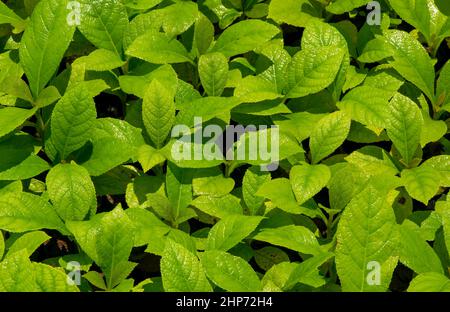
[0,0,449,292]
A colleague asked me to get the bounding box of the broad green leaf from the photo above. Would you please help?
[327,0,372,14]
[437,60,450,109]
[0,133,50,181]
[198,52,228,97]
[398,220,443,274]
[161,240,212,292]
[337,86,393,130]
[0,107,36,138]
[80,118,145,176]
[256,41,291,94]
[384,30,435,100]
[289,163,331,205]
[408,273,450,292]
[77,0,128,56]
[335,185,399,291]
[19,0,75,97]
[33,262,79,292]
[205,215,263,251]
[122,0,162,9]
[46,163,96,222]
[210,20,280,57]
[286,47,345,99]
[310,111,351,164]
[166,162,194,223]
[6,231,50,258]
[66,205,136,289]
[193,12,214,56]
[386,93,423,165]
[137,144,166,173]
[268,0,320,28]
[75,49,126,72]
[0,250,38,291]
[175,96,241,127]
[422,155,450,186]
[254,225,323,256]
[192,167,235,197]
[142,79,175,148]
[436,199,450,258]
[0,192,66,234]
[0,2,26,32]
[201,250,261,292]
[242,166,271,215]
[0,232,3,260]
[126,208,170,247]
[126,31,193,64]
[255,246,290,271]
[401,166,442,204]
[388,0,431,40]
[157,1,198,37]
[191,194,243,218]
[358,37,394,63]
[50,83,96,160]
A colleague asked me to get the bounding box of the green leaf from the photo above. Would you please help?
[242,166,271,215]
[137,144,166,173]
[255,246,290,271]
[191,194,243,218]
[198,52,228,97]
[210,20,280,57]
[398,220,443,274]
[0,134,50,181]
[157,1,198,37]
[337,86,392,131]
[290,163,331,205]
[205,215,263,251]
[0,250,38,291]
[19,0,75,97]
[166,162,194,223]
[384,30,435,100]
[6,231,50,258]
[0,192,66,234]
[268,0,320,28]
[422,155,450,186]
[143,79,175,148]
[161,240,212,292]
[401,166,441,204]
[436,199,450,259]
[75,49,126,72]
[192,167,235,197]
[437,60,450,109]
[408,272,450,292]
[66,205,136,289]
[335,185,399,291]
[50,83,97,160]
[0,2,26,33]
[46,163,96,222]
[309,111,351,164]
[77,0,128,56]
[286,46,345,99]
[254,225,323,256]
[326,0,371,14]
[388,0,431,41]
[0,232,4,260]
[126,31,193,64]
[0,107,37,138]
[194,12,214,56]
[80,118,145,176]
[201,250,261,291]
[386,93,423,165]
